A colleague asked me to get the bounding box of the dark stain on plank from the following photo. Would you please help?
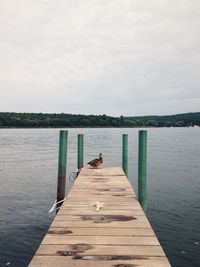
[57,251,77,256]
[112,194,126,197]
[98,188,126,192]
[57,243,92,257]
[71,243,92,251]
[73,255,149,261]
[81,215,136,223]
[48,229,73,235]
[113,264,137,267]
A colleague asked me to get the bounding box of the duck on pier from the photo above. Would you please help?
[87,153,103,168]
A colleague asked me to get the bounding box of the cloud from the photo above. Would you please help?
[0,0,199,115]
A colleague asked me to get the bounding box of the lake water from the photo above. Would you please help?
[0,128,199,267]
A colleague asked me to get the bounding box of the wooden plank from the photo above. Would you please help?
[51,219,151,228]
[29,255,171,267]
[48,227,155,236]
[42,235,160,245]
[36,244,166,256]
[58,209,145,215]
[65,197,137,203]
[71,184,132,189]
[71,185,132,189]
[67,191,136,196]
[61,200,140,206]
[70,187,134,191]
[54,214,149,222]
[60,204,142,210]
[67,190,136,196]
[28,167,171,267]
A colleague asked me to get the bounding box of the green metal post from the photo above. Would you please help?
[78,134,84,169]
[57,130,68,207]
[138,130,147,214]
[122,134,128,176]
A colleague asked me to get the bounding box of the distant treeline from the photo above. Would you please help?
[0,112,199,128]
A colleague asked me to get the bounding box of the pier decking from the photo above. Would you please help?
[28,167,171,267]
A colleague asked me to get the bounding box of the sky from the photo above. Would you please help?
[0,0,199,116]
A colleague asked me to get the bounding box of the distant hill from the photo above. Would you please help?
[0,112,199,128]
[125,112,200,127]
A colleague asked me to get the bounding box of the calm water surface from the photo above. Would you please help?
[0,128,199,267]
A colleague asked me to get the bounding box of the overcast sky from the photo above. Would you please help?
[0,0,199,116]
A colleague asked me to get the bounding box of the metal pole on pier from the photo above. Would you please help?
[138,130,147,214]
[78,134,84,169]
[57,130,68,208]
[122,134,128,176]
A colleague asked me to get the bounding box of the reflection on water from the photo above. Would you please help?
[0,128,199,267]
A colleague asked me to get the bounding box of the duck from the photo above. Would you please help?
[87,153,103,168]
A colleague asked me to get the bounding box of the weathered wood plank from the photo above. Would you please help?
[58,209,144,215]
[29,255,171,267]
[42,235,160,245]
[51,219,151,228]
[48,227,155,236]
[54,214,149,222]
[36,244,166,256]
[67,190,136,196]
[60,204,142,211]
[65,197,137,203]
[70,187,134,192]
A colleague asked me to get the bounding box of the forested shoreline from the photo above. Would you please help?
[0,112,199,128]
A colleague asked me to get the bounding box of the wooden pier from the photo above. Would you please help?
[29,167,171,267]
